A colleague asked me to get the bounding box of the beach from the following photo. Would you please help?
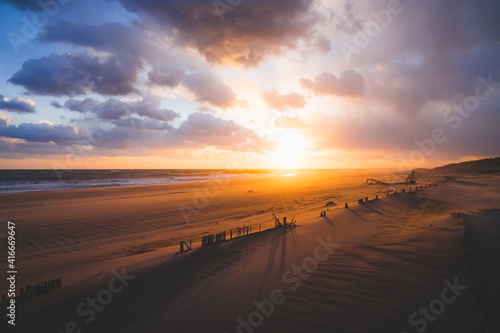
[1,169,499,332]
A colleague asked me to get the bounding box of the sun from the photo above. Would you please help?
[268,131,308,168]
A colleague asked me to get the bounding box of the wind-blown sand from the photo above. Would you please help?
[1,169,499,332]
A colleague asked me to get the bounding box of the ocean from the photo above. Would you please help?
[0,169,276,194]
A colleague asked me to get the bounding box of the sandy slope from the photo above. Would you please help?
[1,170,499,332]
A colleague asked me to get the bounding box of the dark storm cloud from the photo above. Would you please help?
[262,90,306,111]
[118,0,329,67]
[0,122,86,144]
[0,95,36,113]
[300,70,365,97]
[8,52,142,97]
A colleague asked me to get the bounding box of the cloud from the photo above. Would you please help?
[63,98,100,112]
[335,0,363,33]
[148,65,184,89]
[39,21,190,90]
[39,21,150,55]
[341,0,500,115]
[68,112,258,150]
[0,114,12,127]
[274,115,307,129]
[118,0,329,67]
[50,101,63,109]
[38,21,246,109]
[0,0,42,11]
[0,111,263,155]
[182,73,244,110]
[300,70,365,97]
[148,66,243,110]
[8,52,142,97]
[0,122,86,144]
[111,117,174,131]
[176,112,256,147]
[64,96,180,122]
[262,90,306,111]
[0,95,36,114]
[94,98,179,121]
[305,96,500,161]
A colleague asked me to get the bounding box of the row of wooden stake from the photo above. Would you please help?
[1,277,62,304]
[181,215,296,252]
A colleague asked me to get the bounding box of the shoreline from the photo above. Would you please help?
[0,168,404,195]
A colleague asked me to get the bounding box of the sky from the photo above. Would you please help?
[0,0,499,170]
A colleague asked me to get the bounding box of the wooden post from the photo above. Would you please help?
[365,197,368,202]
[345,203,348,208]
[376,195,378,200]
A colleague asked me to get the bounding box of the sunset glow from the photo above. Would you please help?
[269,131,309,169]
